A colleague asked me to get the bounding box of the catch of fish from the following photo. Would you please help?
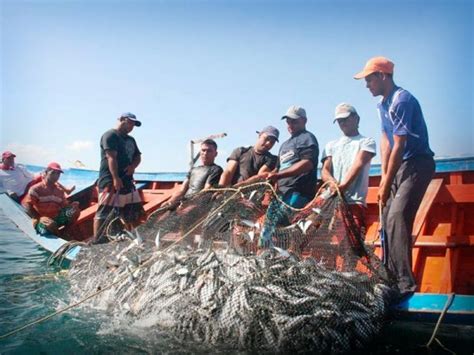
[68,230,394,353]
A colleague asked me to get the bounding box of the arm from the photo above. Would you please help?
[339,150,375,191]
[22,194,40,227]
[218,160,238,187]
[378,134,406,205]
[125,154,141,176]
[168,179,189,205]
[57,182,75,195]
[267,159,314,183]
[233,165,274,187]
[204,167,223,190]
[380,131,391,178]
[321,157,337,184]
[105,150,123,192]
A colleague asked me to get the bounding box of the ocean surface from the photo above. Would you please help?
[0,167,194,354]
[1,162,473,354]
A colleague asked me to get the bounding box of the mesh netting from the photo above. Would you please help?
[68,180,397,352]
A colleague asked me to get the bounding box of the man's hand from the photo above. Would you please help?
[112,177,124,192]
[377,178,391,206]
[266,172,280,184]
[64,185,76,195]
[337,181,348,193]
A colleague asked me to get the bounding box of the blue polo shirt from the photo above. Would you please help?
[378,86,434,160]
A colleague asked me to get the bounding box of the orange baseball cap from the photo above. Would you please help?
[354,56,394,79]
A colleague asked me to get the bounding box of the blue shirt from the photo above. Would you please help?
[378,86,434,160]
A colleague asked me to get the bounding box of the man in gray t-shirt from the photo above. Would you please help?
[219,126,279,187]
[267,105,319,208]
[168,139,223,205]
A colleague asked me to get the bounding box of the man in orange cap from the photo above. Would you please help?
[23,162,80,235]
[354,56,435,298]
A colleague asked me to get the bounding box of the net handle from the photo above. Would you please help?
[378,200,383,229]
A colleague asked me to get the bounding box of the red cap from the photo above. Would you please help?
[47,162,64,173]
[2,151,16,159]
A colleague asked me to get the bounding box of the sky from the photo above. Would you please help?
[1,0,473,173]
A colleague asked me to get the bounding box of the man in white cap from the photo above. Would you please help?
[267,105,319,208]
[354,56,435,298]
[321,103,376,232]
[93,112,144,243]
[219,126,279,187]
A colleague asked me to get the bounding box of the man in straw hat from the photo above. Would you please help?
[354,56,435,298]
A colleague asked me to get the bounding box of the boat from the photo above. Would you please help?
[0,179,183,263]
[364,156,474,326]
[1,157,473,328]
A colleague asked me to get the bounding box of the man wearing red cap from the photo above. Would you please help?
[0,151,40,202]
[354,56,435,298]
[22,162,80,235]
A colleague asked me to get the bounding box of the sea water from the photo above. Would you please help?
[0,167,197,354]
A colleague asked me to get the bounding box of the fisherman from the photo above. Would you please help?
[218,126,279,187]
[259,106,319,249]
[167,139,223,206]
[354,56,435,298]
[266,105,319,208]
[92,112,144,244]
[321,103,376,232]
[0,151,74,203]
[22,162,80,235]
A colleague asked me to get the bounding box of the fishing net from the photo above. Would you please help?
[68,180,397,353]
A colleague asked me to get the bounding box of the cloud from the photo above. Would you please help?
[4,143,56,167]
[66,140,94,152]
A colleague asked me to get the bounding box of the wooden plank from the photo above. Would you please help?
[412,178,444,242]
[368,184,474,204]
[367,234,474,247]
[437,184,474,203]
[440,248,460,293]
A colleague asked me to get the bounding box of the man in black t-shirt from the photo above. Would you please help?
[167,139,223,206]
[219,126,279,187]
[92,112,144,243]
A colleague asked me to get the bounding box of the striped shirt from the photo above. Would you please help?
[22,180,67,218]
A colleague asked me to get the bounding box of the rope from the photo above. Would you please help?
[425,293,456,352]
[0,267,134,340]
